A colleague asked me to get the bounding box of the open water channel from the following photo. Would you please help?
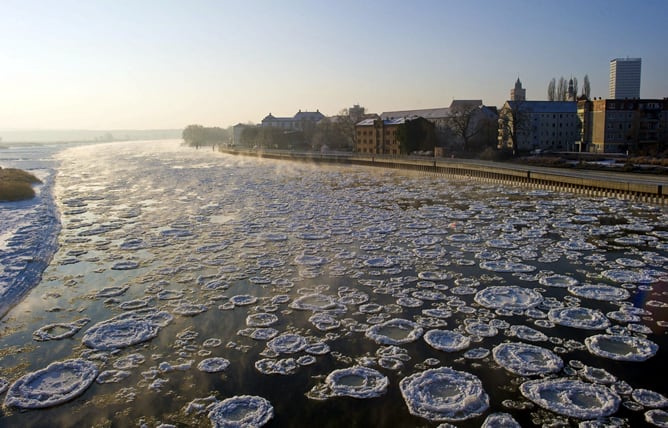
[0,140,667,427]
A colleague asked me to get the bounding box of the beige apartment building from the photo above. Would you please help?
[355,118,404,155]
[578,98,668,154]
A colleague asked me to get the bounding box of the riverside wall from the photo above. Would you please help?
[219,149,667,204]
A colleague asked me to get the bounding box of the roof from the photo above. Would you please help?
[381,107,450,120]
[504,101,576,113]
[356,117,407,126]
[381,100,483,120]
[293,110,325,121]
[262,110,325,123]
[449,100,483,110]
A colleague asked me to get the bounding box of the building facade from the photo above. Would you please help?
[379,100,496,149]
[354,118,403,155]
[498,101,579,153]
[609,58,641,99]
[578,98,668,154]
[261,110,325,131]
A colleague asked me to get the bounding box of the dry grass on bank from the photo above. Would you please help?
[0,167,41,201]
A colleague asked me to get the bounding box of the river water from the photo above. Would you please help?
[0,140,667,427]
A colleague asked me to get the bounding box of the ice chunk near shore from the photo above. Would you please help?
[492,342,563,376]
[4,359,98,409]
[585,334,658,362]
[319,366,389,399]
[0,378,9,394]
[365,318,424,345]
[520,378,620,419]
[400,367,489,422]
[548,307,610,330]
[33,318,90,341]
[208,395,274,428]
[82,309,173,351]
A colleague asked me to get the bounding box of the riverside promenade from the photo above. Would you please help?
[219,148,668,204]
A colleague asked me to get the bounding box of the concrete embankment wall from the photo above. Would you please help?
[220,149,666,204]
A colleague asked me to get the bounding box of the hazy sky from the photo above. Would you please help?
[1,0,667,130]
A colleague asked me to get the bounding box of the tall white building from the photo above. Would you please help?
[609,58,641,99]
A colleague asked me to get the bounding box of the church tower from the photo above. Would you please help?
[567,78,575,101]
[511,78,526,101]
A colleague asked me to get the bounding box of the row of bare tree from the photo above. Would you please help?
[547,75,591,101]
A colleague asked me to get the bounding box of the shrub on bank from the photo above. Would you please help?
[0,167,41,201]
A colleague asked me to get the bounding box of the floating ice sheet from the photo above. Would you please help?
[82,310,173,351]
[507,325,548,342]
[548,307,610,330]
[481,412,521,427]
[474,286,543,310]
[423,329,470,352]
[602,269,656,284]
[321,366,389,399]
[585,334,658,361]
[208,395,274,428]
[255,358,297,375]
[568,284,630,301]
[400,367,489,422]
[632,388,668,408]
[4,359,98,409]
[33,318,90,341]
[197,357,230,373]
[96,369,131,384]
[479,260,535,273]
[289,293,342,311]
[538,274,579,288]
[365,318,424,345]
[267,333,307,354]
[645,409,668,427]
[520,378,620,419]
[492,342,563,376]
[246,313,278,327]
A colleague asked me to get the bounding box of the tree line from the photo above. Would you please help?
[547,75,591,101]
[182,125,230,148]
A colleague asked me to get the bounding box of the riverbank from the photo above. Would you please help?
[0,155,61,320]
[219,148,668,204]
[0,167,41,201]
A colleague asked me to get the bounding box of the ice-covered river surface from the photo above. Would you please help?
[1,140,667,427]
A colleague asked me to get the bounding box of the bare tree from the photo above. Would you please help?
[572,77,579,100]
[557,77,566,101]
[547,78,556,101]
[583,74,591,99]
[448,104,484,152]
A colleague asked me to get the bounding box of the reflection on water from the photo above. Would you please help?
[0,140,666,427]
